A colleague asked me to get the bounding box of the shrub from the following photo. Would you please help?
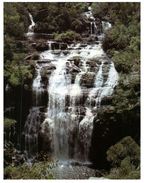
[4,162,55,179]
[106,136,140,179]
[4,118,16,130]
[54,31,82,43]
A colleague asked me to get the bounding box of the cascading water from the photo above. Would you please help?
[24,8,119,166]
[27,12,35,36]
[85,6,97,35]
[102,21,112,31]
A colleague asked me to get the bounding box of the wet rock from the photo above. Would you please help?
[63,50,69,55]
[68,56,81,67]
[48,42,67,50]
[60,43,68,50]
[40,63,56,79]
[80,72,95,88]
[101,96,113,105]
[86,59,97,68]
[39,118,54,151]
[87,35,98,43]
[80,44,87,48]
[51,42,59,50]
[25,52,40,60]
[35,42,49,51]
[37,59,52,64]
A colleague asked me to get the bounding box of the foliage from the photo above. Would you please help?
[99,2,140,83]
[112,73,140,112]
[4,142,16,167]
[26,2,87,34]
[92,3,140,24]
[4,60,34,88]
[4,161,55,179]
[4,3,26,39]
[4,118,16,130]
[54,30,82,43]
[106,136,140,179]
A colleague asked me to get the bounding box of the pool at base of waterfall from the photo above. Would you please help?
[48,160,102,179]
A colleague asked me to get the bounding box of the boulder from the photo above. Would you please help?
[101,96,113,105]
[60,43,68,50]
[35,42,49,51]
[40,64,56,78]
[80,72,95,88]
[51,42,60,50]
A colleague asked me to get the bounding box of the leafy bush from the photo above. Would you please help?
[4,3,25,39]
[4,162,55,179]
[54,31,82,43]
[4,118,16,130]
[106,136,140,179]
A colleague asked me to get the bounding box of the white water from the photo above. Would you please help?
[98,62,119,101]
[27,13,36,36]
[32,64,42,92]
[84,7,97,35]
[102,21,112,31]
[25,11,118,162]
[42,39,119,161]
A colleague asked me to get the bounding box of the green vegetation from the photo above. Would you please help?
[100,3,140,75]
[5,62,34,88]
[26,2,87,34]
[4,162,55,179]
[4,2,140,179]
[4,3,35,89]
[4,118,16,130]
[54,30,82,43]
[4,3,25,39]
[112,73,140,113]
[106,136,140,179]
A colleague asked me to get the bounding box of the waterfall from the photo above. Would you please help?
[33,64,42,92]
[24,107,41,156]
[102,21,112,32]
[27,13,35,36]
[46,53,71,160]
[79,107,94,160]
[98,62,119,102]
[24,9,119,163]
[85,6,97,35]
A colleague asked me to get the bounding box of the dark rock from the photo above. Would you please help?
[39,118,53,151]
[25,52,40,60]
[60,43,68,50]
[51,42,60,50]
[40,63,56,78]
[87,35,98,43]
[35,42,49,51]
[37,59,52,64]
[101,96,112,105]
[80,72,95,88]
